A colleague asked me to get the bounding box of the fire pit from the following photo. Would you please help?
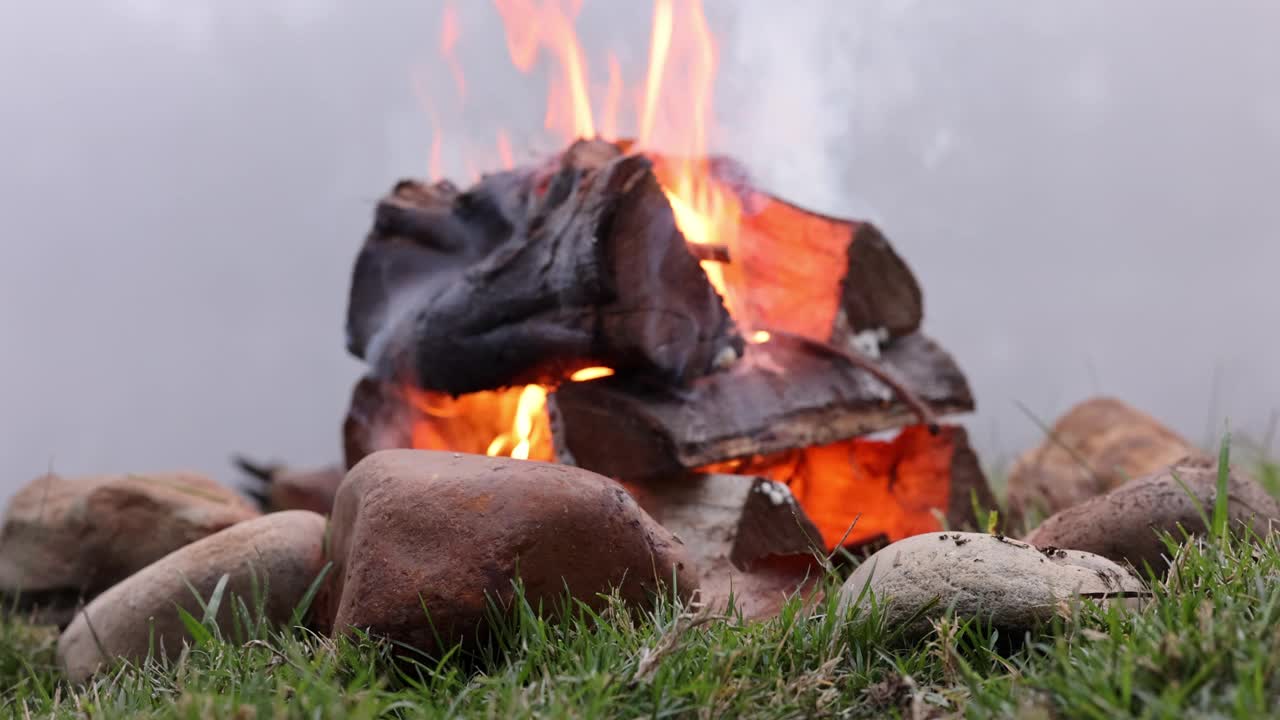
[338,0,996,572]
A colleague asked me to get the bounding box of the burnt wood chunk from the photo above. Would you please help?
[624,473,823,571]
[943,426,1000,533]
[624,473,823,619]
[346,141,741,395]
[547,332,973,479]
[648,152,923,346]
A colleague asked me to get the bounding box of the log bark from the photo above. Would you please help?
[342,376,413,470]
[345,141,741,395]
[647,152,923,348]
[548,332,974,479]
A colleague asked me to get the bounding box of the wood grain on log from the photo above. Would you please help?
[548,332,973,479]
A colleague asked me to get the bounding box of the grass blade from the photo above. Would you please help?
[176,606,213,647]
[1212,430,1232,538]
[290,562,333,629]
[202,573,230,627]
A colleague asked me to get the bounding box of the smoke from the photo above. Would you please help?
[716,0,923,220]
[0,1,1277,499]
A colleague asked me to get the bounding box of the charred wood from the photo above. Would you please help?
[548,332,973,479]
[625,473,824,619]
[346,140,741,395]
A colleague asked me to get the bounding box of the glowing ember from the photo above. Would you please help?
[569,366,614,382]
[704,426,954,548]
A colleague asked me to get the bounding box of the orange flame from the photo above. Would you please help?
[414,0,745,460]
[600,53,623,141]
[484,0,741,308]
[638,0,673,146]
[497,130,514,169]
[635,0,743,317]
[570,366,614,382]
[440,3,466,100]
[493,0,596,140]
[703,426,955,548]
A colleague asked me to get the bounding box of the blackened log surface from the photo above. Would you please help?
[342,376,413,470]
[346,177,520,361]
[548,332,974,479]
[731,479,824,569]
[944,426,1000,532]
[839,223,924,340]
[346,143,740,394]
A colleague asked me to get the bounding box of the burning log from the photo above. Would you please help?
[708,425,998,549]
[346,141,742,396]
[338,128,990,567]
[648,153,923,346]
[547,332,973,479]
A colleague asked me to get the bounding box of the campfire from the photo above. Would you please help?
[342,0,994,578]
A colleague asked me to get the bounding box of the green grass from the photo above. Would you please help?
[3,457,1279,719]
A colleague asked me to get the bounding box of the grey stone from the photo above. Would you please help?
[838,531,1145,639]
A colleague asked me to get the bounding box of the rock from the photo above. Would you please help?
[57,510,327,683]
[0,472,260,624]
[322,450,697,656]
[1006,397,1200,529]
[1025,457,1280,574]
[838,532,1145,640]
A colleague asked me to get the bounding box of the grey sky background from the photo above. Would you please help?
[2,1,1277,498]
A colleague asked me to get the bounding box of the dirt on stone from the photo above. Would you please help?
[838,531,1146,640]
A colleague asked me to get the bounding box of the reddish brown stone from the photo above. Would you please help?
[1006,396,1201,530]
[58,510,328,682]
[321,450,697,656]
[1025,457,1280,574]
